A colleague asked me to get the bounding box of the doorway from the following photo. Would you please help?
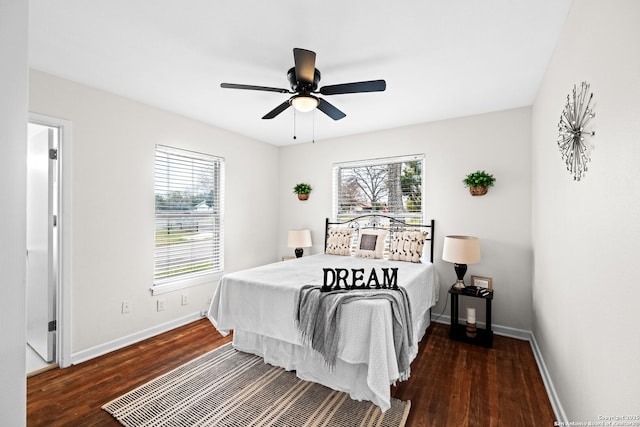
[26,114,72,374]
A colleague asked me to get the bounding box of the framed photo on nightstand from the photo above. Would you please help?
[471,275,493,290]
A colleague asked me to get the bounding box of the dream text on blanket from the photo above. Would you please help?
[321,267,399,292]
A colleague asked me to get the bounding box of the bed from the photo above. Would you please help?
[208,215,437,411]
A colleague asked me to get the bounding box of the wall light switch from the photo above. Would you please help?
[122,301,131,314]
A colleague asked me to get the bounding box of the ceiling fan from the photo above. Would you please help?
[220,48,386,121]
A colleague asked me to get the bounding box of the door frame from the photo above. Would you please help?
[28,112,73,368]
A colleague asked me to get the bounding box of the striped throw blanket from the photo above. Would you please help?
[295,285,414,381]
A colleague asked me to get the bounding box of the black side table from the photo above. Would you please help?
[449,286,494,348]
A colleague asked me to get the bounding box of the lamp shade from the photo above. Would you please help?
[288,229,312,248]
[442,235,481,264]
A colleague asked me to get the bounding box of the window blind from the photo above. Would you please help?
[154,145,224,286]
[332,154,424,223]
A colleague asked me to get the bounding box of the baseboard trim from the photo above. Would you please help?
[529,333,567,423]
[70,312,203,365]
[431,314,530,341]
[431,313,565,421]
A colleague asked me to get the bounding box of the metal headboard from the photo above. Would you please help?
[324,214,435,262]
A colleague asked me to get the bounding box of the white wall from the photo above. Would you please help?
[532,0,640,420]
[29,70,280,356]
[278,107,533,332]
[0,0,28,424]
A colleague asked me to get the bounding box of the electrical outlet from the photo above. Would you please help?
[157,299,165,312]
[181,294,188,306]
[121,301,131,314]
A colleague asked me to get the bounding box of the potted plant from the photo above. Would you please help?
[293,183,312,200]
[463,170,496,196]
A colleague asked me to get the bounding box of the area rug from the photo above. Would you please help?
[103,343,411,427]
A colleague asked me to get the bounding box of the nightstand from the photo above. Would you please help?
[448,286,494,348]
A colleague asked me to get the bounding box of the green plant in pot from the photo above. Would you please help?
[293,183,312,200]
[463,170,495,196]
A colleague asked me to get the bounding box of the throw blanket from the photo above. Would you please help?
[296,285,414,381]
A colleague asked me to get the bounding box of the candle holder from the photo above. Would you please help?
[466,321,477,338]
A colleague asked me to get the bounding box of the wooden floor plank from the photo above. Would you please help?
[28,319,555,426]
[392,323,556,426]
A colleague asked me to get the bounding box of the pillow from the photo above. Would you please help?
[325,228,354,256]
[389,230,428,263]
[355,229,388,259]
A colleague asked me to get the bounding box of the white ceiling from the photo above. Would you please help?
[28,0,573,146]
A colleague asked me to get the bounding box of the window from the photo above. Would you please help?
[154,145,224,294]
[333,154,424,223]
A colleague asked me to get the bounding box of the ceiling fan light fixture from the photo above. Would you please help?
[220,48,385,121]
[291,95,319,113]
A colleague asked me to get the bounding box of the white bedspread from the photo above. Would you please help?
[208,254,438,411]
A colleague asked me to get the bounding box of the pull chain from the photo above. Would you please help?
[312,109,315,143]
[293,109,297,140]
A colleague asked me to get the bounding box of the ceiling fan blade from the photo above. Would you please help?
[319,80,386,95]
[293,48,316,84]
[262,100,291,119]
[221,83,290,94]
[317,98,346,121]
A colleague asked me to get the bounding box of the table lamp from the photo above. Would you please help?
[442,235,481,289]
[288,229,312,258]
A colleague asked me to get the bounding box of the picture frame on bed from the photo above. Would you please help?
[471,275,493,290]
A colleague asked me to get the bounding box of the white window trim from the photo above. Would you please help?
[333,154,424,169]
[332,154,426,223]
[151,271,223,296]
[152,145,224,295]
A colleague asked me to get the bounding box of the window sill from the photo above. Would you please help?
[151,271,223,296]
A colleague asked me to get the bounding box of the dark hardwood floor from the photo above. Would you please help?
[391,323,555,426]
[27,320,555,426]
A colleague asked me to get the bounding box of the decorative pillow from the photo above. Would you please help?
[389,231,428,263]
[325,228,354,256]
[355,229,388,259]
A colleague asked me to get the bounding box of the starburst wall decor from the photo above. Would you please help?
[557,82,596,181]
